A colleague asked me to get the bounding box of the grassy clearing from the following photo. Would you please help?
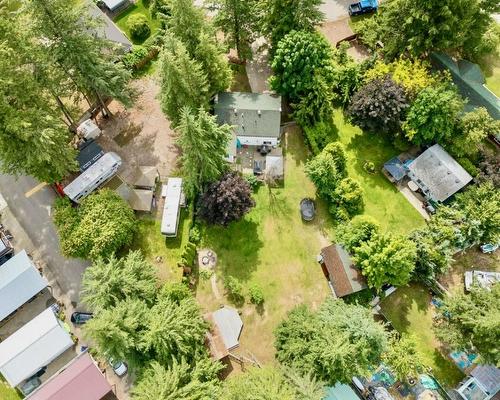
[114,0,161,45]
[128,209,190,283]
[0,378,21,400]
[333,109,425,234]
[230,63,252,92]
[380,284,464,388]
[196,128,332,364]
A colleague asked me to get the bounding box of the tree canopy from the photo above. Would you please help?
[53,190,136,260]
[275,300,388,384]
[434,283,500,365]
[382,334,425,382]
[176,107,231,198]
[81,251,158,311]
[337,215,381,253]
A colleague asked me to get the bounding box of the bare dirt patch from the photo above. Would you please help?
[96,77,179,183]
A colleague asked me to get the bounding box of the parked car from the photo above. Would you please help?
[20,376,41,396]
[70,311,93,325]
[300,198,316,221]
[108,357,128,377]
[348,0,378,16]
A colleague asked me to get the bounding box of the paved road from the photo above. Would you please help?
[0,174,89,303]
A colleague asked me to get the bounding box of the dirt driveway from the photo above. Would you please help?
[96,77,179,183]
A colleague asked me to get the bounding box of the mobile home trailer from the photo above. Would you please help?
[63,152,122,203]
[161,178,183,237]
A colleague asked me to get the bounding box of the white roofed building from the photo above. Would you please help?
[161,178,183,237]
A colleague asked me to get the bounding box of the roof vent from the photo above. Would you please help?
[233,108,237,115]
[258,110,262,116]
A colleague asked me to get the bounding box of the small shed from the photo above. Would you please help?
[407,144,472,203]
[325,383,361,400]
[101,0,128,12]
[265,155,284,180]
[130,166,159,190]
[319,244,367,298]
[211,306,243,351]
[0,308,74,387]
[204,314,229,361]
[383,157,407,182]
[0,250,48,322]
[26,352,112,400]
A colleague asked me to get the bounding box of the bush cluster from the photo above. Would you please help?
[127,14,151,40]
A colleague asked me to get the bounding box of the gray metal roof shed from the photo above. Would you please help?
[214,92,282,139]
[407,144,472,203]
[0,308,73,387]
[0,250,48,322]
[211,306,243,351]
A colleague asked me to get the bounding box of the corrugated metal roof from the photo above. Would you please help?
[27,353,111,400]
[470,365,500,395]
[384,157,407,181]
[214,92,282,139]
[88,3,132,51]
[212,306,243,351]
[0,308,74,387]
[0,250,48,322]
[407,144,472,202]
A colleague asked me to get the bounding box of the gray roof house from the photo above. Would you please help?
[88,2,132,52]
[214,92,282,149]
[455,365,500,400]
[407,144,472,203]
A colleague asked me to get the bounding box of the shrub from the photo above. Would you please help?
[244,174,262,191]
[127,14,151,40]
[332,177,364,217]
[457,157,479,177]
[188,224,201,244]
[198,172,255,226]
[224,276,244,304]
[249,284,264,306]
[348,76,409,133]
[179,241,197,267]
[199,269,213,280]
[363,161,375,173]
[303,120,337,155]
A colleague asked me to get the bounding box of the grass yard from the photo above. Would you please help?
[128,209,190,283]
[333,109,425,234]
[230,63,252,92]
[114,0,161,45]
[0,378,21,400]
[196,128,332,364]
[380,284,464,388]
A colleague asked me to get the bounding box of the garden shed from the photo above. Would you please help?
[0,308,73,387]
[211,306,243,351]
[407,144,472,203]
[0,250,48,322]
[383,157,407,182]
[319,244,367,298]
[26,352,112,400]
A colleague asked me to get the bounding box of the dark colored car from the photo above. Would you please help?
[300,198,316,221]
[348,0,378,16]
[70,312,93,325]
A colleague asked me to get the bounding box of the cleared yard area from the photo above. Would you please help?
[0,378,21,400]
[114,0,161,45]
[333,109,425,234]
[128,210,190,283]
[380,284,464,388]
[196,128,332,365]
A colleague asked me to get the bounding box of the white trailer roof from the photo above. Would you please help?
[63,152,121,201]
[0,308,73,387]
[161,178,182,236]
[0,250,48,322]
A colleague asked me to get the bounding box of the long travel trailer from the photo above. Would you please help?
[63,152,122,203]
[161,178,183,237]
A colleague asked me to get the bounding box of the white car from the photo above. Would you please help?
[108,357,128,377]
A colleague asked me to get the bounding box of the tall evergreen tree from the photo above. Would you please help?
[259,0,324,49]
[159,34,209,127]
[176,107,231,198]
[0,3,77,182]
[26,0,135,112]
[210,0,259,60]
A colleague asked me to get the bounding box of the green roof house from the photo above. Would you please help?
[431,52,500,120]
[214,92,282,161]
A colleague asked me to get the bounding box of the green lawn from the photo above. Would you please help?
[196,128,332,364]
[114,0,161,45]
[0,378,21,400]
[128,209,190,283]
[333,109,425,234]
[380,284,464,388]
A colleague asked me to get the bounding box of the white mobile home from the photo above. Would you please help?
[63,152,122,203]
[161,178,183,237]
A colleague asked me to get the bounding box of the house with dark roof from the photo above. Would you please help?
[214,92,282,162]
[319,244,367,298]
[407,144,472,203]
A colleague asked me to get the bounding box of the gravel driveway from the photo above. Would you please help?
[320,0,353,21]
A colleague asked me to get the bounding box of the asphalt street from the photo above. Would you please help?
[0,174,89,303]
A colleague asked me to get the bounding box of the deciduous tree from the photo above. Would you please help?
[383,334,425,382]
[260,0,324,49]
[434,283,500,365]
[275,300,388,384]
[176,107,231,198]
[353,233,416,290]
[337,215,380,253]
[332,177,364,218]
[198,172,255,226]
[81,251,158,311]
[53,190,136,260]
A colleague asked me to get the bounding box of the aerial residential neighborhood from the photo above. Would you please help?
[0,0,499,399]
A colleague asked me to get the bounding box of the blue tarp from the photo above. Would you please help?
[360,0,378,7]
[384,157,407,181]
[324,383,360,400]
